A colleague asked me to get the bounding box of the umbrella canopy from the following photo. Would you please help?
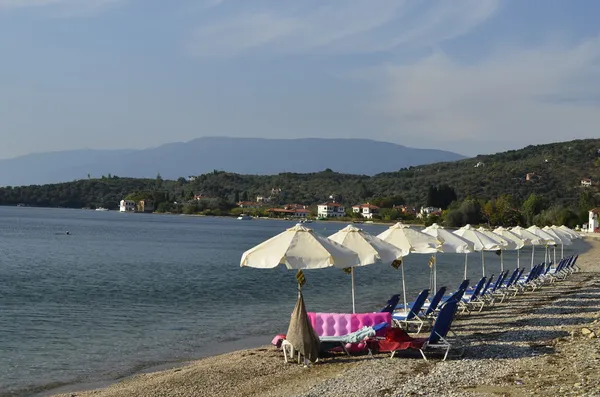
[543,226,573,263]
[377,222,439,310]
[377,222,439,255]
[511,226,544,269]
[510,226,542,245]
[527,225,558,266]
[527,225,557,246]
[454,225,503,276]
[240,223,359,270]
[557,225,581,239]
[493,226,527,270]
[328,225,403,313]
[422,223,473,253]
[423,223,474,281]
[542,226,572,246]
[492,227,526,250]
[328,225,404,265]
[454,225,503,251]
[477,227,514,249]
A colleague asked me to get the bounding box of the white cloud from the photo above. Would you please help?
[186,0,500,59]
[373,37,600,154]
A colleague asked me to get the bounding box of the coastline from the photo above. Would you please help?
[49,236,600,397]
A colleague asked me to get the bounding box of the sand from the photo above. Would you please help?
[53,236,600,397]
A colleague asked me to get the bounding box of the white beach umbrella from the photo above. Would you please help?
[422,223,473,280]
[543,226,572,263]
[240,223,359,270]
[240,223,360,364]
[493,227,526,269]
[477,227,514,273]
[377,222,440,309]
[557,225,581,239]
[328,225,404,313]
[510,226,543,269]
[527,225,557,265]
[454,225,502,277]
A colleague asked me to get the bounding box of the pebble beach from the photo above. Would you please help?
[54,236,600,397]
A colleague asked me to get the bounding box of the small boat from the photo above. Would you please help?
[95,207,109,211]
[237,214,252,220]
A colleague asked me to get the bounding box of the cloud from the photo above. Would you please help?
[186,0,500,59]
[372,37,600,154]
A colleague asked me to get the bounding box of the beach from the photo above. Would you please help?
[53,236,600,397]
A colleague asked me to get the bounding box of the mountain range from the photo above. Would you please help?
[0,137,466,187]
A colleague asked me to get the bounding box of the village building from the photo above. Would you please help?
[119,200,136,212]
[589,208,599,233]
[351,203,380,219]
[317,201,345,218]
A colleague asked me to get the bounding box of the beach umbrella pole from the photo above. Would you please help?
[434,254,437,292]
[553,246,556,265]
[531,245,535,269]
[464,253,468,280]
[401,262,407,310]
[561,244,564,259]
[351,267,356,314]
[481,250,485,276]
[500,250,504,272]
[517,249,520,268]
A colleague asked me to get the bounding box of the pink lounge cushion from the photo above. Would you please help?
[307,312,392,337]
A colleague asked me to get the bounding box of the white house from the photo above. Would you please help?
[119,200,136,212]
[352,203,380,219]
[581,179,592,187]
[589,208,599,233]
[317,202,345,218]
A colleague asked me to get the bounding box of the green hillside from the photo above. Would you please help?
[1,138,599,226]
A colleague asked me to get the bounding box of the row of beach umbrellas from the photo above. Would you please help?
[240,222,580,313]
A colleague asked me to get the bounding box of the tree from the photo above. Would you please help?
[522,193,547,226]
[426,185,457,209]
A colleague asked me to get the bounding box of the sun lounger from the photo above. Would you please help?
[392,289,429,333]
[319,322,389,355]
[367,300,460,361]
[467,274,494,312]
[380,294,402,313]
[459,277,486,314]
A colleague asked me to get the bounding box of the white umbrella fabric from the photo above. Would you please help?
[454,225,502,277]
[493,227,526,269]
[377,222,439,310]
[543,226,572,263]
[328,225,403,313]
[240,223,360,364]
[422,223,473,280]
[527,226,557,265]
[557,225,581,239]
[477,227,514,273]
[510,226,542,269]
[240,223,359,270]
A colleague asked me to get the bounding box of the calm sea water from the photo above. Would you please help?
[0,207,583,396]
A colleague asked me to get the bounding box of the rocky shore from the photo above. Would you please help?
[55,237,600,397]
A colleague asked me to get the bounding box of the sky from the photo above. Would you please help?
[1,0,599,159]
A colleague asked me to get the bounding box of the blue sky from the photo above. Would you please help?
[1,0,599,159]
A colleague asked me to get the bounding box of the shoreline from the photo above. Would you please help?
[47,236,600,397]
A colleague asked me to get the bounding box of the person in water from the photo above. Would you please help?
[66,231,70,235]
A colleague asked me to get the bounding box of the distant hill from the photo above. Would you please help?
[0,137,465,187]
[0,139,598,221]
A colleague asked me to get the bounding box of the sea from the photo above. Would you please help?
[0,207,584,396]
